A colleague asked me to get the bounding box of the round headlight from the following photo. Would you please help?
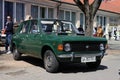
[64,43,71,52]
[100,43,104,50]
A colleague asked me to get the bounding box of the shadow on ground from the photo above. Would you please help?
[20,56,108,73]
[0,45,5,55]
[21,56,44,68]
[59,64,108,73]
[0,51,5,55]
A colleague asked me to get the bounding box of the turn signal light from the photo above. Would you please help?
[57,44,63,51]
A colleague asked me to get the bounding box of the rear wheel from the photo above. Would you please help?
[44,50,59,73]
[86,60,101,69]
[12,46,21,60]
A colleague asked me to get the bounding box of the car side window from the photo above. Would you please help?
[30,20,39,34]
[20,21,30,34]
[42,24,53,32]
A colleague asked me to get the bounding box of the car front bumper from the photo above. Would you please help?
[57,51,105,63]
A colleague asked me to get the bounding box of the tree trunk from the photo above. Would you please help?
[73,0,102,36]
[84,0,93,36]
[85,14,94,36]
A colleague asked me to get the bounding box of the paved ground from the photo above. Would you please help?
[0,50,120,80]
[0,40,120,80]
[108,39,120,50]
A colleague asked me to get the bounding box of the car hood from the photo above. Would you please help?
[45,33,107,42]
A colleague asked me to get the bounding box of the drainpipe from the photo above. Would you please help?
[56,2,61,19]
[2,0,4,29]
[50,0,62,19]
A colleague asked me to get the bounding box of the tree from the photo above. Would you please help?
[73,0,102,36]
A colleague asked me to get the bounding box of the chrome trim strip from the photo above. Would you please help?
[58,52,104,58]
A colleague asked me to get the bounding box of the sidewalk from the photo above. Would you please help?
[108,39,120,49]
[108,39,120,45]
[0,47,5,54]
[106,39,120,54]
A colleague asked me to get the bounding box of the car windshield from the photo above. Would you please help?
[41,20,79,35]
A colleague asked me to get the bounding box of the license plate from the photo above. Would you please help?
[81,56,96,63]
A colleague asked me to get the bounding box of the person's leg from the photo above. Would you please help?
[5,35,9,52]
[6,34,12,54]
[115,35,117,40]
[8,34,12,51]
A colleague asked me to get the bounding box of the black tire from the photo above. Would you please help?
[86,60,101,69]
[44,50,59,73]
[12,46,21,60]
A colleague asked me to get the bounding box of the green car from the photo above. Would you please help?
[11,19,107,73]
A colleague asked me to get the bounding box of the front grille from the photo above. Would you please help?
[64,41,104,52]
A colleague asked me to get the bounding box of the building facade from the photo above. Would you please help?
[0,0,120,39]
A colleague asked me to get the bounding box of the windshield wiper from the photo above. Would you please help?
[57,33,68,35]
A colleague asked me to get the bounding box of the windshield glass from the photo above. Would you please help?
[41,20,79,34]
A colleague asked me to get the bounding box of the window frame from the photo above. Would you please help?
[48,8,54,19]
[19,21,30,34]
[16,2,25,23]
[31,5,38,19]
[29,20,40,34]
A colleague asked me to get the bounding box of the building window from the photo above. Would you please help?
[0,0,3,30]
[80,13,84,27]
[40,7,46,18]
[59,10,64,20]
[103,17,106,27]
[96,15,102,27]
[71,12,76,25]
[96,15,99,26]
[109,17,118,26]
[5,1,13,23]
[100,16,103,26]
[16,3,24,22]
[96,15,107,29]
[31,5,38,19]
[48,8,54,19]
[65,11,70,21]
[59,10,76,25]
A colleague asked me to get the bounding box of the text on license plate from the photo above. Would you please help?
[81,56,96,63]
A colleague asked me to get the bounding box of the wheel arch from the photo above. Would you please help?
[11,41,17,52]
[41,45,56,59]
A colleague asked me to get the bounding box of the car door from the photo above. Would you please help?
[17,21,30,54]
[26,20,42,57]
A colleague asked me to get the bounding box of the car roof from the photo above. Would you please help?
[41,19,71,22]
[26,18,71,22]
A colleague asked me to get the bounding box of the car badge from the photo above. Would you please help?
[86,45,89,49]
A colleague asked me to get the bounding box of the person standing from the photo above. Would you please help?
[93,27,97,37]
[114,27,117,40]
[97,26,103,37]
[78,25,84,35]
[5,16,13,54]
[108,31,112,40]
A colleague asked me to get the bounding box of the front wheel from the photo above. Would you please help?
[44,50,59,73]
[86,60,101,69]
[12,46,21,60]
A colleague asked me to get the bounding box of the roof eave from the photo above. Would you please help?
[99,9,120,15]
[50,0,120,15]
[50,0,76,6]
